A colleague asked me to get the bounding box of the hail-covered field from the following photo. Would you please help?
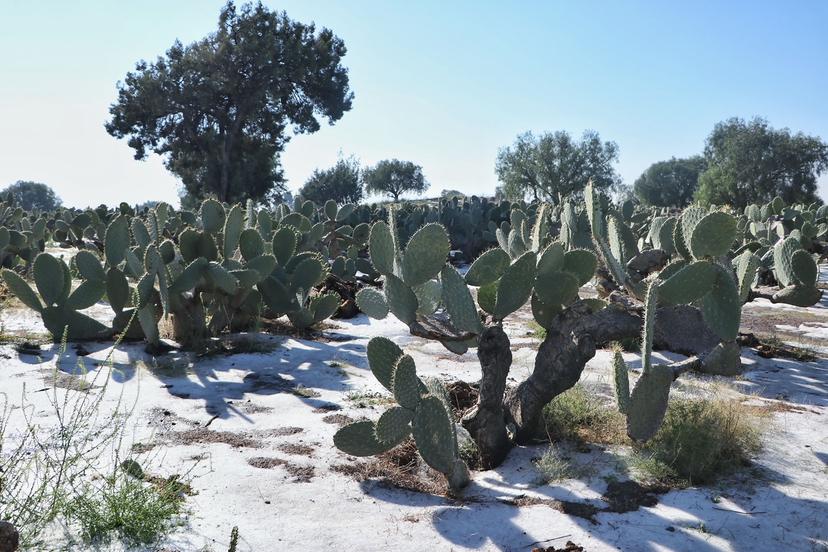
[1,264,826,552]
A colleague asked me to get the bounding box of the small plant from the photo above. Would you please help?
[542,384,626,444]
[68,470,186,545]
[228,525,240,552]
[631,397,764,485]
[534,446,583,483]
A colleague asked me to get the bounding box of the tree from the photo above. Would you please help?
[634,156,706,207]
[695,117,828,208]
[0,181,62,211]
[363,159,428,201]
[105,1,353,204]
[299,156,363,205]
[495,130,622,202]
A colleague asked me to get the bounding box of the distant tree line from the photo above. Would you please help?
[496,118,827,209]
[299,157,429,204]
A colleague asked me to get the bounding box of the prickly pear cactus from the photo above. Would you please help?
[333,337,470,491]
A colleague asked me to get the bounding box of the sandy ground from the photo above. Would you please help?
[0,269,827,551]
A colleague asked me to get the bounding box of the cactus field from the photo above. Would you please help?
[1,191,827,551]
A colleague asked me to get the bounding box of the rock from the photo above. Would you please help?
[654,305,720,356]
[0,521,19,552]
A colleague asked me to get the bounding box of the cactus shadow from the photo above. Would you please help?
[148,333,371,420]
[424,451,828,551]
[736,350,828,407]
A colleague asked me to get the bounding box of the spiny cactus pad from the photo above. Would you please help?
[626,363,673,442]
[494,251,537,319]
[465,247,511,286]
[401,223,451,287]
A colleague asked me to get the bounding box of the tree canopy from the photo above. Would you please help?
[634,156,706,207]
[695,117,828,208]
[105,1,353,204]
[495,130,622,202]
[0,181,62,211]
[363,159,428,201]
[299,156,363,205]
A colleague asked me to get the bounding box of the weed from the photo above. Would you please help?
[68,471,186,545]
[527,320,547,340]
[631,397,765,485]
[534,446,584,483]
[542,384,627,444]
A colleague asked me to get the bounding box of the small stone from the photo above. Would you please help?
[0,521,20,552]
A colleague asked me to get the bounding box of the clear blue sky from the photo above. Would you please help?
[1,0,827,207]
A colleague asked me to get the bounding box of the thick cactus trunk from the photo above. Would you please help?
[461,325,512,468]
[504,302,641,443]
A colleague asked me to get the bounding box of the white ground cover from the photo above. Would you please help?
[0,283,826,551]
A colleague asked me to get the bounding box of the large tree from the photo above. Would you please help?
[1,181,62,211]
[106,1,353,204]
[363,159,428,201]
[695,117,828,208]
[495,130,622,202]
[634,156,706,207]
[299,156,363,205]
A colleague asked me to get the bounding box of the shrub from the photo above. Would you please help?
[633,397,764,485]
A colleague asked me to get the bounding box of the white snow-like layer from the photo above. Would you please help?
[0,308,826,551]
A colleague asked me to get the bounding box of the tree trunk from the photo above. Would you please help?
[461,325,513,468]
[504,300,642,443]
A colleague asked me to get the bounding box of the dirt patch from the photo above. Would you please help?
[446,380,479,417]
[331,440,448,496]
[738,333,819,361]
[40,369,96,392]
[131,442,155,453]
[276,443,315,457]
[602,480,669,513]
[313,403,342,413]
[247,456,315,482]
[499,495,599,524]
[253,426,303,437]
[259,318,353,343]
[171,428,262,448]
[322,413,356,426]
[243,372,297,392]
[741,399,819,416]
[532,542,585,552]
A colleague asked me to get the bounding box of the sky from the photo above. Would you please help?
[1,0,827,208]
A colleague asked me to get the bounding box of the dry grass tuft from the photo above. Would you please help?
[632,397,765,485]
[542,384,627,445]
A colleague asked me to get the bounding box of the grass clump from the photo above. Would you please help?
[632,397,764,485]
[69,470,186,545]
[527,320,547,340]
[534,446,584,482]
[542,384,626,444]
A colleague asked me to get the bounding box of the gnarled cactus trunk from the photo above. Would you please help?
[461,325,512,468]
[504,300,642,443]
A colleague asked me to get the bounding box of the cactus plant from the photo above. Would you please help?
[334,338,470,491]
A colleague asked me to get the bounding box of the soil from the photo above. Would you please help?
[312,403,342,413]
[499,495,599,524]
[446,380,479,417]
[602,480,669,513]
[331,440,448,496]
[532,541,585,552]
[322,413,355,426]
[276,443,315,456]
[247,457,315,482]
